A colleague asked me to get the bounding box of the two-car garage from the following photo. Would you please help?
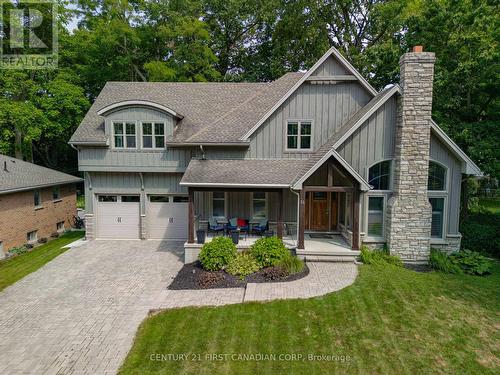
[95,194,188,240]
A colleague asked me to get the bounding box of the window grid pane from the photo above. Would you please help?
[143,136,153,148]
[126,136,136,148]
[142,123,152,135]
[429,197,444,238]
[368,197,384,237]
[300,122,311,135]
[154,123,164,135]
[114,123,123,134]
[368,161,391,190]
[428,162,446,191]
[287,122,298,135]
[125,123,135,135]
[155,136,165,148]
[300,135,311,149]
[114,136,124,148]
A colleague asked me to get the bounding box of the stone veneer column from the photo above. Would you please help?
[386,48,436,262]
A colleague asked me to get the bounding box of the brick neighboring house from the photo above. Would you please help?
[0,154,82,257]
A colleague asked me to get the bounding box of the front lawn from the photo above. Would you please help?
[120,263,499,374]
[0,231,85,292]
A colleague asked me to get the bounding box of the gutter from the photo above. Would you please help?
[0,179,83,196]
[166,142,250,147]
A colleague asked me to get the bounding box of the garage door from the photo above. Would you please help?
[147,195,188,240]
[96,195,140,239]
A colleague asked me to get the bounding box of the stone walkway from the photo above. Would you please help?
[0,240,357,375]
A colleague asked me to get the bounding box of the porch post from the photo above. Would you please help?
[277,189,284,239]
[298,189,305,249]
[352,187,360,250]
[188,187,195,244]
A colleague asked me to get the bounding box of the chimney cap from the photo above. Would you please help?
[412,45,424,53]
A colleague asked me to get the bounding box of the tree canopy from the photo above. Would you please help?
[0,0,497,179]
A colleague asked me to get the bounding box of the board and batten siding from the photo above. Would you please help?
[194,191,297,223]
[430,134,462,235]
[246,82,371,159]
[84,172,186,213]
[336,96,397,176]
[310,55,349,76]
[78,107,193,172]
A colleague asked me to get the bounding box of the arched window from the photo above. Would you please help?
[368,161,391,190]
[428,161,447,191]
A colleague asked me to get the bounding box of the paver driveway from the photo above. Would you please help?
[0,240,184,375]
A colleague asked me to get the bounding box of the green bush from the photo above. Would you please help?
[429,248,462,274]
[226,253,260,280]
[460,212,500,258]
[7,246,28,256]
[250,236,290,267]
[360,246,403,267]
[450,249,493,275]
[430,248,493,276]
[277,255,305,274]
[199,237,237,271]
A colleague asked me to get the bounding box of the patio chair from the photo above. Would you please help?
[208,217,225,237]
[252,219,268,236]
[226,217,238,232]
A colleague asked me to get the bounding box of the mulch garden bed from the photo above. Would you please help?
[168,261,310,290]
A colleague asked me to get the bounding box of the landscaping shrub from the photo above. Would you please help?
[429,248,493,276]
[450,249,493,276]
[38,237,48,244]
[360,246,403,267]
[261,266,289,281]
[277,255,305,274]
[460,212,500,258]
[226,253,260,279]
[7,246,28,256]
[429,248,462,274]
[250,236,290,267]
[197,271,225,288]
[51,232,60,238]
[24,243,34,249]
[199,237,237,271]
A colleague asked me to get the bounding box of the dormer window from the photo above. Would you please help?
[287,121,312,150]
[142,122,165,149]
[113,122,136,148]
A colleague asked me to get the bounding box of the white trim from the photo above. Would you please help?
[333,85,401,149]
[292,149,371,191]
[97,100,183,118]
[285,119,313,152]
[250,192,268,220]
[366,159,394,191]
[180,182,290,188]
[112,121,138,149]
[430,120,482,176]
[428,194,448,241]
[241,47,378,140]
[364,193,387,241]
[428,159,449,192]
[140,121,166,150]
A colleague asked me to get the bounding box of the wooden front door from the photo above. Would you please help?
[309,192,329,231]
[305,191,339,231]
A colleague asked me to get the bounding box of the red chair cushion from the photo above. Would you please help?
[237,218,247,227]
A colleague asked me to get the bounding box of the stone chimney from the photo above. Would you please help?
[386,46,436,262]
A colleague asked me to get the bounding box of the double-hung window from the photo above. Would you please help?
[252,192,267,219]
[142,122,165,149]
[428,161,447,240]
[367,196,385,238]
[212,192,225,218]
[113,122,136,148]
[52,186,60,200]
[287,121,312,150]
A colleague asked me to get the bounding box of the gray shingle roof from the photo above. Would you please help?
[291,87,397,186]
[180,159,307,187]
[70,73,304,144]
[0,154,82,194]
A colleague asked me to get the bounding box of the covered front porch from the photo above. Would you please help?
[180,157,368,263]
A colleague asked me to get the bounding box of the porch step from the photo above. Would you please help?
[296,249,360,263]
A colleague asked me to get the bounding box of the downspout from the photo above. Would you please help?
[289,186,300,247]
[199,145,206,160]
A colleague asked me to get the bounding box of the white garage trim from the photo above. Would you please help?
[96,195,141,240]
[146,194,188,240]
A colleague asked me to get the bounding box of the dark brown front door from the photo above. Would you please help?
[310,192,329,231]
[305,191,339,231]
